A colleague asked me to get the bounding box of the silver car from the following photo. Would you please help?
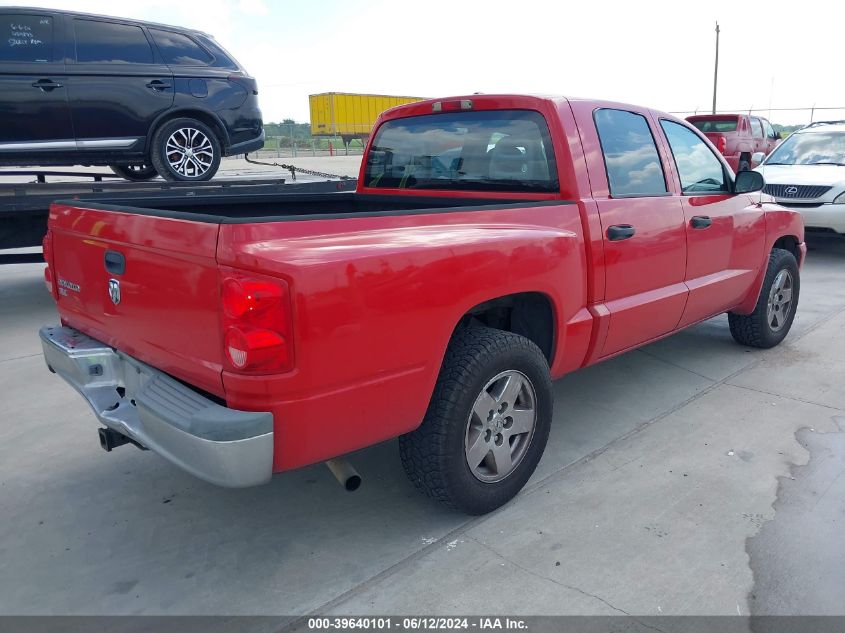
[755,121,845,235]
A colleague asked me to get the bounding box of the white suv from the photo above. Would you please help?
[755,121,845,235]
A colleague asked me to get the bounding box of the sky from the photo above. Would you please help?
[4,0,842,126]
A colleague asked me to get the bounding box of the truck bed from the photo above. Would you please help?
[63,192,556,223]
[0,176,358,252]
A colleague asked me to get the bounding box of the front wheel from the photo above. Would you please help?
[729,248,800,348]
[399,327,552,515]
[150,118,222,182]
[109,164,158,181]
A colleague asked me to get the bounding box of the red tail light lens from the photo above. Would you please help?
[44,265,53,294]
[717,135,727,153]
[42,232,57,298]
[222,278,283,319]
[220,272,294,374]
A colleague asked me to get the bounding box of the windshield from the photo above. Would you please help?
[689,117,738,133]
[765,131,845,165]
[364,110,558,192]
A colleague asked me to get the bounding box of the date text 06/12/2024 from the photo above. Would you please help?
[307,617,528,630]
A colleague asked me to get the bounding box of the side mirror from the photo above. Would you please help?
[751,151,766,165]
[734,170,765,194]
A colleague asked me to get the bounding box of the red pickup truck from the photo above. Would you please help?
[41,95,805,514]
[687,114,780,172]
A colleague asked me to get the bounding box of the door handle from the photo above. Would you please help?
[690,216,712,229]
[607,224,636,241]
[145,80,172,91]
[104,250,126,275]
[31,79,63,91]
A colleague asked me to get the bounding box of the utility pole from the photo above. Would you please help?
[712,21,720,114]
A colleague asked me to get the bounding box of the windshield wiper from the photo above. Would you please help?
[810,162,845,166]
[763,162,792,165]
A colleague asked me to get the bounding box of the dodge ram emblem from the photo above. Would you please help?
[108,279,121,305]
[785,186,799,196]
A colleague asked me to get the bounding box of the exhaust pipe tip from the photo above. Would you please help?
[344,473,362,492]
[325,458,362,492]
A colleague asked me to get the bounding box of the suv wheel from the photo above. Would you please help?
[738,153,751,172]
[150,118,222,182]
[109,164,158,182]
[399,326,553,515]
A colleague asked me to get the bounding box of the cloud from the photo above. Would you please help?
[237,0,269,15]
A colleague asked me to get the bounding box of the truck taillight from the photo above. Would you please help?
[221,273,294,373]
[716,135,727,153]
[42,232,57,298]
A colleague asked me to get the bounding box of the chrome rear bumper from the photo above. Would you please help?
[40,325,273,487]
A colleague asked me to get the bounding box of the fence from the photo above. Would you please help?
[669,106,845,127]
[256,136,366,159]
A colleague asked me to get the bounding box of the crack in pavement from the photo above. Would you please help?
[291,304,845,623]
[469,538,671,633]
[468,536,629,615]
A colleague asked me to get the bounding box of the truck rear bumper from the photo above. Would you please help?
[40,325,273,488]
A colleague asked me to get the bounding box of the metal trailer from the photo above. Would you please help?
[308,93,424,146]
[0,170,357,264]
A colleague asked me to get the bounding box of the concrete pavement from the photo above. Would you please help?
[0,237,843,617]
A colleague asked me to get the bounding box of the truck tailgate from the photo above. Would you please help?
[48,203,225,398]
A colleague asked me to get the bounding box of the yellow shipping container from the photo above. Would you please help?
[309,93,424,140]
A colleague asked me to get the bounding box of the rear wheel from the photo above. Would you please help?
[729,248,799,348]
[399,326,552,515]
[738,153,751,172]
[150,118,221,182]
[109,164,158,181]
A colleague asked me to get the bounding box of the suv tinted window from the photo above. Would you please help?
[364,110,558,192]
[750,118,764,138]
[150,29,213,65]
[74,19,153,64]
[594,109,667,197]
[660,120,728,193]
[2,14,53,62]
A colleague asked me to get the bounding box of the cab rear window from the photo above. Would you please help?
[689,118,739,133]
[364,110,558,192]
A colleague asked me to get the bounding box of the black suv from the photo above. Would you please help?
[0,7,264,181]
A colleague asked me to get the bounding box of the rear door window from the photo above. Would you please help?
[364,109,558,192]
[660,120,729,193]
[750,118,764,138]
[74,19,154,64]
[2,14,53,62]
[762,119,777,139]
[150,29,214,66]
[594,108,667,197]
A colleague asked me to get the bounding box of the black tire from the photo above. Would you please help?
[399,326,553,515]
[150,118,221,182]
[109,164,158,181]
[729,248,800,348]
[738,154,751,172]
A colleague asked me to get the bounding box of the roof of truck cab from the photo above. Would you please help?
[3,6,210,35]
[377,94,685,126]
